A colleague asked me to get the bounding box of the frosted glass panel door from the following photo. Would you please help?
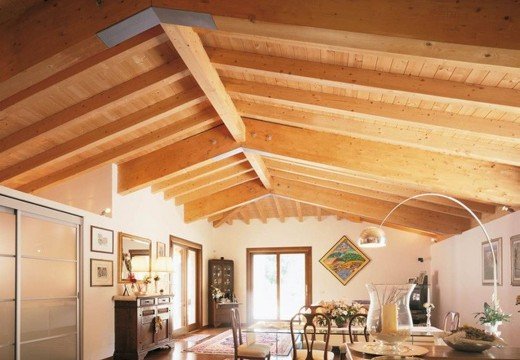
[20,214,78,360]
[0,195,81,360]
[0,207,16,360]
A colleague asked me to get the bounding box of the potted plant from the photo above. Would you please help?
[474,302,511,336]
[318,300,366,327]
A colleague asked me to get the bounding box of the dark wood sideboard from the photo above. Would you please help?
[113,295,175,360]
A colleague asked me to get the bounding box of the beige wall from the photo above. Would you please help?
[431,211,520,346]
[212,217,432,320]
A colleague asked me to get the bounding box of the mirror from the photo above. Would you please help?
[118,232,151,283]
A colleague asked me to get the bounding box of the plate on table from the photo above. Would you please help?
[349,343,429,357]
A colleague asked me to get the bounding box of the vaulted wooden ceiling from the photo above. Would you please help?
[1,0,519,238]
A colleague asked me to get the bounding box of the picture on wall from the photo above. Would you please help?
[157,242,166,257]
[90,259,114,287]
[90,226,114,254]
[319,235,370,286]
[511,235,520,286]
[482,237,503,286]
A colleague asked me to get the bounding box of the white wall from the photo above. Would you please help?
[0,164,215,360]
[431,211,520,346]
[212,217,432,320]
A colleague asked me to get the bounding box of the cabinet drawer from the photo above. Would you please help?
[139,298,155,307]
[140,307,157,324]
[157,297,170,304]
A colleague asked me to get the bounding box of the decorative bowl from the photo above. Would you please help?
[444,338,492,353]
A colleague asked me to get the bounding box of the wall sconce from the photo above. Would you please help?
[100,207,112,216]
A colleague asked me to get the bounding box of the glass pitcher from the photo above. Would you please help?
[366,283,415,350]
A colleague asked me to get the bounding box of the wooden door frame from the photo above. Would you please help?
[170,236,203,332]
[246,246,312,323]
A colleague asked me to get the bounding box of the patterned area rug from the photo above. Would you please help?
[174,333,211,343]
[185,330,294,356]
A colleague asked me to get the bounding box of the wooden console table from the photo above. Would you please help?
[210,301,240,327]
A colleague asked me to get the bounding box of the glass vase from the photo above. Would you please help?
[366,284,415,352]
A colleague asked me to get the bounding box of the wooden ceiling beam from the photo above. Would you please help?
[295,201,303,222]
[272,196,285,223]
[15,108,220,193]
[0,88,206,183]
[269,168,481,220]
[118,124,240,194]
[0,60,190,155]
[184,179,270,222]
[264,157,495,214]
[226,78,519,142]
[213,206,245,228]
[151,153,247,192]
[272,177,470,235]
[209,47,519,113]
[235,100,518,166]
[243,118,520,206]
[316,207,322,222]
[254,200,268,224]
[161,24,246,143]
[243,152,273,189]
[240,207,250,225]
[174,171,259,205]
[0,25,167,110]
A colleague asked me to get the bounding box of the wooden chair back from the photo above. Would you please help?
[348,314,369,343]
[290,312,331,360]
[231,308,243,357]
[443,311,460,332]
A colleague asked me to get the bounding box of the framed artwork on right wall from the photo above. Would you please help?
[511,235,520,286]
[482,237,503,286]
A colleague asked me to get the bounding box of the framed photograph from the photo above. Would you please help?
[319,235,370,286]
[90,259,114,287]
[408,277,417,284]
[157,242,166,258]
[511,235,520,286]
[91,226,114,254]
[482,238,503,286]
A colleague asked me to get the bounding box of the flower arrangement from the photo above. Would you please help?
[142,275,152,285]
[127,273,137,284]
[318,300,366,327]
[211,286,224,301]
[153,274,160,282]
[474,302,511,326]
[423,302,435,310]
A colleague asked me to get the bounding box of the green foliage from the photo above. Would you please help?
[474,302,511,325]
[338,251,365,263]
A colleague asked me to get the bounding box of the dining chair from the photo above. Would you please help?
[231,308,271,360]
[290,312,335,360]
[347,314,369,344]
[443,311,460,332]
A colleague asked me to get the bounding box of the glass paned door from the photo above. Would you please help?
[171,238,201,335]
[0,207,16,360]
[248,248,311,322]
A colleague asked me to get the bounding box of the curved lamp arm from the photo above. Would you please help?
[379,193,499,309]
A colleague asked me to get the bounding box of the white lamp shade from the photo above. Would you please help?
[130,256,150,272]
[154,256,173,272]
[358,226,387,248]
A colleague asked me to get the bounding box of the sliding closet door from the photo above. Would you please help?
[0,195,81,360]
[19,214,78,360]
[0,206,16,360]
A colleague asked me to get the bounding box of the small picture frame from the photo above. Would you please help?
[90,259,114,287]
[408,277,417,284]
[157,242,166,258]
[482,238,503,286]
[91,226,114,254]
[417,271,427,285]
[511,235,520,286]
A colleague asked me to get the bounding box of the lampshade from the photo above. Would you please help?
[130,256,150,272]
[357,226,387,248]
[154,256,173,272]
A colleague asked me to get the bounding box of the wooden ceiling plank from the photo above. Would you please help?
[243,118,520,206]
[240,207,250,224]
[316,206,322,222]
[151,153,247,192]
[209,47,520,113]
[161,24,246,142]
[118,124,240,194]
[226,78,519,142]
[0,87,206,183]
[295,201,303,222]
[272,196,285,223]
[184,179,270,222]
[163,162,253,199]
[175,171,258,205]
[235,100,519,166]
[270,168,480,220]
[253,200,267,224]
[0,60,190,155]
[272,177,470,235]
[243,152,272,189]
[264,157,496,214]
[0,26,167,110]
[16,110,221,193]
[213,206,244,228]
